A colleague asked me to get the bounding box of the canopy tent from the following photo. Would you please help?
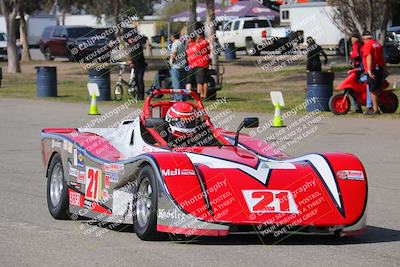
[169,1,280,22]
[169,3,224,22]
[223,1,279,21]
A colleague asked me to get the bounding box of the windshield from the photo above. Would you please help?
[67,27,96,38]
[0,33,6,41]
[167,120,226,148]
[243,19,271,29]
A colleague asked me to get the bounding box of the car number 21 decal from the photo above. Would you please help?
[85,167,102,201]
[242,190,299,214]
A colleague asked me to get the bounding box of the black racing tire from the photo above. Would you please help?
[379,92,399,113]
[133,165,161,240]
[114,84,123,101]
[246,39,260,56]
[44,47,54,61]
[47,153,70,219]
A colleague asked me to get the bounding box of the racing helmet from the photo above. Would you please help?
[165,102,198,138]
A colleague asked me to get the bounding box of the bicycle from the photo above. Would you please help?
[114,62,138,101]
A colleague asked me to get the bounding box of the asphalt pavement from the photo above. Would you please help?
[0,98,399,267]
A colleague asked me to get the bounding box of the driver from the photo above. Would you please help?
[165,102,198,147]
[165,102,219,148]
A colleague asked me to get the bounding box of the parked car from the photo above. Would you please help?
[216,17,298,56]
[385,26,400,64]
[0,32,21,61]
[39,25,109,62]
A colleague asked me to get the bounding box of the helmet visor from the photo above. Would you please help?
[169,118,197,130]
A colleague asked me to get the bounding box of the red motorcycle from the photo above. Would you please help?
[329,68,398,114]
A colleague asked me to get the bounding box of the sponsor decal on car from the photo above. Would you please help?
[70,181,81,190]
[158,208,187,220]
[262,162,296,170]
[104,174,110,188]
[142,146,162,153]
[85,167,102,201]
[73,148,85,168]
[68,189,82,207]
[77,171,85,183]
[242,189,299,214]
[102,189,110,200]
[51,140,62,148]
[105,172,119,183]
[103,163,124,175]
[69,167,79,178]
[336,170,365,181]
[84,199,93,210]
[161,168,196,177]
[67,142,73,153]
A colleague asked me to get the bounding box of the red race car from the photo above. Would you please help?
[41,89,367,240]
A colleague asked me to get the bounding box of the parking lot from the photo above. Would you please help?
[0,98,399,267]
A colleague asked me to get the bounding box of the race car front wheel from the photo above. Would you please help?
[47,153,70,219]
[133,165,160,240]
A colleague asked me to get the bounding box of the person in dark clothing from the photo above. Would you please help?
[127,32,147,100]
[306,37,328,72]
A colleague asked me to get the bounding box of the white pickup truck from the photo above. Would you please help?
[216,17,299,56]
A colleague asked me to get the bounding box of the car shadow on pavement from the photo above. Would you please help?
[176,225,400,245]
[85,222,400,245]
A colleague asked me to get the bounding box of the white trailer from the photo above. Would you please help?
[280,2,347,54]
[0,17,5,34]
[26,14,58,47]
[63,15,112,27]
[135,20,157,44]
[0,14,58,47]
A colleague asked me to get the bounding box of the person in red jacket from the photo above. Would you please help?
[350,34,362,68]
[361,30,386,115]
[185,35,197,91]
[350,34,363,113]
[193,31,211,99]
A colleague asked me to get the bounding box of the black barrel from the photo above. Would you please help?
[306,71,334,112]
[36,66,57,97]
[307,71,334,85]
[88,68,111,101]
[224,43,236,61]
